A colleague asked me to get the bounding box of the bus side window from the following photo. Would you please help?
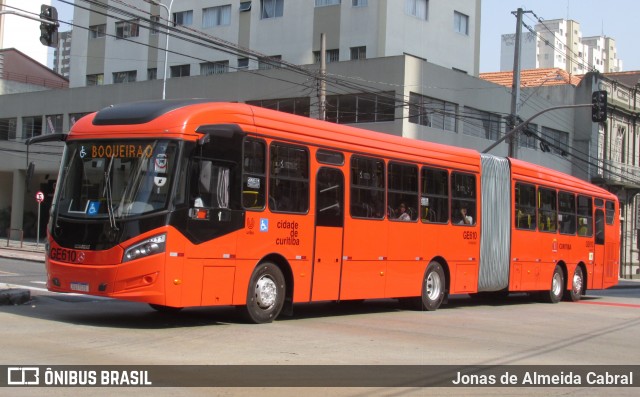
[605,200,615,225]
[388,162,418,221]
[577,195,593,237]
[558,191,576,235]
[515,182,536,230]
[242,139,266,210]
[421,167,448,224]
[350,156,385,219]
[451,172,476,226]
[538,187,557,232]
[269,143,309,213]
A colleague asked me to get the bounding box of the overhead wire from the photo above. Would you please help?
[14,1,638,185]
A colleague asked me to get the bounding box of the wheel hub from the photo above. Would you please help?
[255,276,277,309]
[426,272,442,300]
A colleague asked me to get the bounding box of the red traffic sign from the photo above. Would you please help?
[35,191,45,203]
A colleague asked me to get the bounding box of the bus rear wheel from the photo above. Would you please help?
[541,265,564,304]
[421,262,446,311]
[241,262,285,324]
[564,266,584,302]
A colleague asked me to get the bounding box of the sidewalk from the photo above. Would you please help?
[0,239,45,263]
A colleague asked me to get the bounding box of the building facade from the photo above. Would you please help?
[52,30,72,78]
[69,0,481,88]
[501,18,623,74]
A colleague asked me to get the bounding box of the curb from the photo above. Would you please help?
[0,288,31,305]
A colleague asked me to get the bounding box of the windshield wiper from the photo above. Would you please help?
[103,156,119,231]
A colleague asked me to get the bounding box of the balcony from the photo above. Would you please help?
[598,160,640,189]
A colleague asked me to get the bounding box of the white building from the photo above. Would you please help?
[69,0,481,88]
[501,18,622,74]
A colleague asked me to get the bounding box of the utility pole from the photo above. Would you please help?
[319,33,327,121]
[508,8,525,158]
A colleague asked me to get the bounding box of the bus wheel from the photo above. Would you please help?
[564,266,584,302]
[421,262,445,311]
[149,304,183,313]
[242,262,285,324]
[542,265,564,304]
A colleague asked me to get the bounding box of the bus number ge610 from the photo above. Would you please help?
[462,231,478,240]
[50,248,83,263]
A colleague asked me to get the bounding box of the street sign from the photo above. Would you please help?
[35,191,44,203]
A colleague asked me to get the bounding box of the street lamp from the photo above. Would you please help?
[144,0,174,100]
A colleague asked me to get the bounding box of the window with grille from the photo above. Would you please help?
[89,24,106,39]
[115,20,139,39]
[113,70,137,84]
[200,61,229,75]
[350,46,366,60]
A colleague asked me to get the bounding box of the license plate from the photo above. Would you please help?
[70,282,89,292]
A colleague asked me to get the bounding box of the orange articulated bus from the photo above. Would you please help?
[27,100,620,323]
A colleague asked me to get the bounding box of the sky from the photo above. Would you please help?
[49,0,640,73]
[480,0,640,72]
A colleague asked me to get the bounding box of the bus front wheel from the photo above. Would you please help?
[421,262,446,311]
[541,265,564,304]
[241,262,285,324]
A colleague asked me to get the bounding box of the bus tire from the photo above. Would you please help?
[149,304,183,313]
[564,266,584,302]
[421,262,446,311]
[542,265,564,304]
[242,262,285,324]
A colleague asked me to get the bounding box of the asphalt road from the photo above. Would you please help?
[1,256,639,396]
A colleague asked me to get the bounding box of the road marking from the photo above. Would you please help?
[577,301,640,309]
[2,283,49,292]
[31,281,46,285]
[0,270,18,276]
[1,283,112,300]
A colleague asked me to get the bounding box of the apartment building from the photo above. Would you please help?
[501,18,622,74]
[69,0,481,88]
[52,30,72,78]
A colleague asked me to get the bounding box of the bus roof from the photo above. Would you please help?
[509,157,615,199]
[71,101,613,198]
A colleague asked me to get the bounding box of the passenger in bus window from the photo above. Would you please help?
[457,204,473,225]
[396,203,411,221]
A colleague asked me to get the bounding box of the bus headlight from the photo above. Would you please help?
[123,234,166,262]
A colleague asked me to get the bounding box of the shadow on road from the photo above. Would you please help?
[0,288,617,329]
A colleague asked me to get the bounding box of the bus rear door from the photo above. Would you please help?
[593,208,606,289]
[311,167,345,301]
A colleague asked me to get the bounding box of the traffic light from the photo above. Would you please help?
[39,5,59,47]
[591,90,608,123]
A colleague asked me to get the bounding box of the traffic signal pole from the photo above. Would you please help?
[0,6,59,47]
[482,103,599,154]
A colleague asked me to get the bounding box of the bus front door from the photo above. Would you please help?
[312,167,345,301]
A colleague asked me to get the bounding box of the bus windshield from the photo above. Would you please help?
[55,140,178,219]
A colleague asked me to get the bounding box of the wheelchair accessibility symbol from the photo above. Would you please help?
[259,218,269,232]
[87,201,100,216]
